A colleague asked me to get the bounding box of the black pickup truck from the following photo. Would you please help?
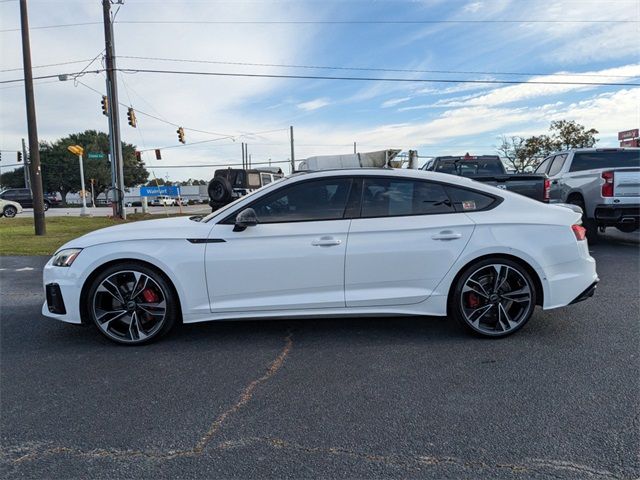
[421,154,549,202]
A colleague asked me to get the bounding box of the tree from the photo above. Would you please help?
[0,166,26,189]
[549,120,599,150]
[497,121,599,172]
[39,130,148,204]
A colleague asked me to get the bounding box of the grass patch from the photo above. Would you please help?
[0,214,179,256]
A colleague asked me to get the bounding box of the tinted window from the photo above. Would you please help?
[435,159,503,176]
[569,151,640,172]
[361,178,454,218]
[548,154,567,176]
[534,157,552,174]
[445,186,497,212]
[251,178,352,223]
[260,173,272,185]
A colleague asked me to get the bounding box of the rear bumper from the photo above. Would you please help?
[569,280,598,305]
[594,204,640,226]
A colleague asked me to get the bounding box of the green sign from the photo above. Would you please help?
[87,152,106,159]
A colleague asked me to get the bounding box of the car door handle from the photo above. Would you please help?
[312,237,342,247]
[432,231,462,241]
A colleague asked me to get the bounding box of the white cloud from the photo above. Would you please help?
[297,98,330,111]
[463,2,484,13]
[381,97,412,108]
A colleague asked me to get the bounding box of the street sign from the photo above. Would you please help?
[140,186,180,197]
[87,152,106,159]
[618,129,639,141]
[620,139,640,147]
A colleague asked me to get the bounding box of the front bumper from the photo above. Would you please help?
[594,204,640,226]
[42,257,83,324]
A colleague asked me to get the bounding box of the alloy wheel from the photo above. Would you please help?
[460,263,533,335]
[92,270,167,343]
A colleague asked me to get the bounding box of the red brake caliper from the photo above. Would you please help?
[466,292,480,308]
[141,288,159,303]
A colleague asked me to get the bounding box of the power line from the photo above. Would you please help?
[116,68,640,87]
[143,160,290,168]
[2,18,637,32]
[117,55,639,79]
[0,58,95,72]
[0,69,104,84]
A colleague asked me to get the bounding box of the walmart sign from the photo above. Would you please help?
[140,186,180,197]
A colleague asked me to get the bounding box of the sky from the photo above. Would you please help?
[1,0,639,182]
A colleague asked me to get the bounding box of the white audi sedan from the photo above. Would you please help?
[42,169,598,344]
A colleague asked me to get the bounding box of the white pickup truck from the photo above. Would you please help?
[534,148,640,239]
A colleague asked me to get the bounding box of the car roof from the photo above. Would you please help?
[553,147,640,153]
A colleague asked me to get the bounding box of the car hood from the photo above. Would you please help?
[59,216,212,250]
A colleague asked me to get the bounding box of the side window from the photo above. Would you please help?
[534,157,552,174]
[361,178,454,218]
[250,178,352,223]
[547,154,567,177]
[445,186,497,212]
[260,173,272,185]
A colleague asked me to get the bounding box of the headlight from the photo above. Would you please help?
[52,248,82,267]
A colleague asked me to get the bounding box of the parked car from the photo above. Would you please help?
[149,195,176,206]
[534,148,640,237]
[208,168,284,211]
[0,187,59,210]
[422,154,549,202]
[42,168,597,345]
[0,198,23,218]
[175,197,189,206]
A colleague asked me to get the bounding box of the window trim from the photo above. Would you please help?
[220,176,355,225]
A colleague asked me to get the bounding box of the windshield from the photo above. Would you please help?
[435,160,504,176]
[200,175,288,223]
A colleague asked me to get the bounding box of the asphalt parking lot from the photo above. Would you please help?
[1,238,638,479]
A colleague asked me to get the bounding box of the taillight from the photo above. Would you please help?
[572,224,586,241]
[601,171,614,197]
[543,178,550,202]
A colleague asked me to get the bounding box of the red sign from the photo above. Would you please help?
[618,129,639,140]
[620,139,640,147]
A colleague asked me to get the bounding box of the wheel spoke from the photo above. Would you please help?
[97,280,126,305]
[498,303,519,330]
[501,286,531,303]
[128,311,148,341]
[137,300,166,316]
[467,304,494,327]
[95,309,127,332]
[493,265,509,293]
[462,283,489,298]
[466,278,490,297]
[130,272,149,300]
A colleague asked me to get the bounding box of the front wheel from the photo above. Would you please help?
[86,264,178,345]
[3,205,18,218]
[43,201,50,211]
[450,258,536,338]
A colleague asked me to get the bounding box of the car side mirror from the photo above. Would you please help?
[233,208,258,232]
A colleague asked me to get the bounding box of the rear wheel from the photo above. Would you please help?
[86,264,178,345]
[3,205,17,218]
[451,258,536,338]
[43,201,50,211]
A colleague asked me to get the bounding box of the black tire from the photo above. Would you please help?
[208,177,232,203]
[3,205,18,218]
[43,201,50,211]
[85,263,178,345]
[616,223,639,233]
[567,196,597,243]
[450,257,537,338]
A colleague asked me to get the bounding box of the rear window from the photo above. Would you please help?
[569,151,640,172]
[435,159,503,176]
[445,186,498,212]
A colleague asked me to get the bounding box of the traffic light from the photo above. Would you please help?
[177,127,185,144]
[17,151,22,162]
[135,151,141,161]
[155,149,162,160]
[101,95,109,116]
[127,107,137,128]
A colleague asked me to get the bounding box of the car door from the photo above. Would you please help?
[546,154,568,202]
[345,176,476,307]
[205,177,354,313]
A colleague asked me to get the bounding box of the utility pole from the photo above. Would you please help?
[241,142,245,169]
[20,0,45,235]
[289,125,295,173]
[353,142,356,154]
[21,138,31,189]
[102,0,126,219]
